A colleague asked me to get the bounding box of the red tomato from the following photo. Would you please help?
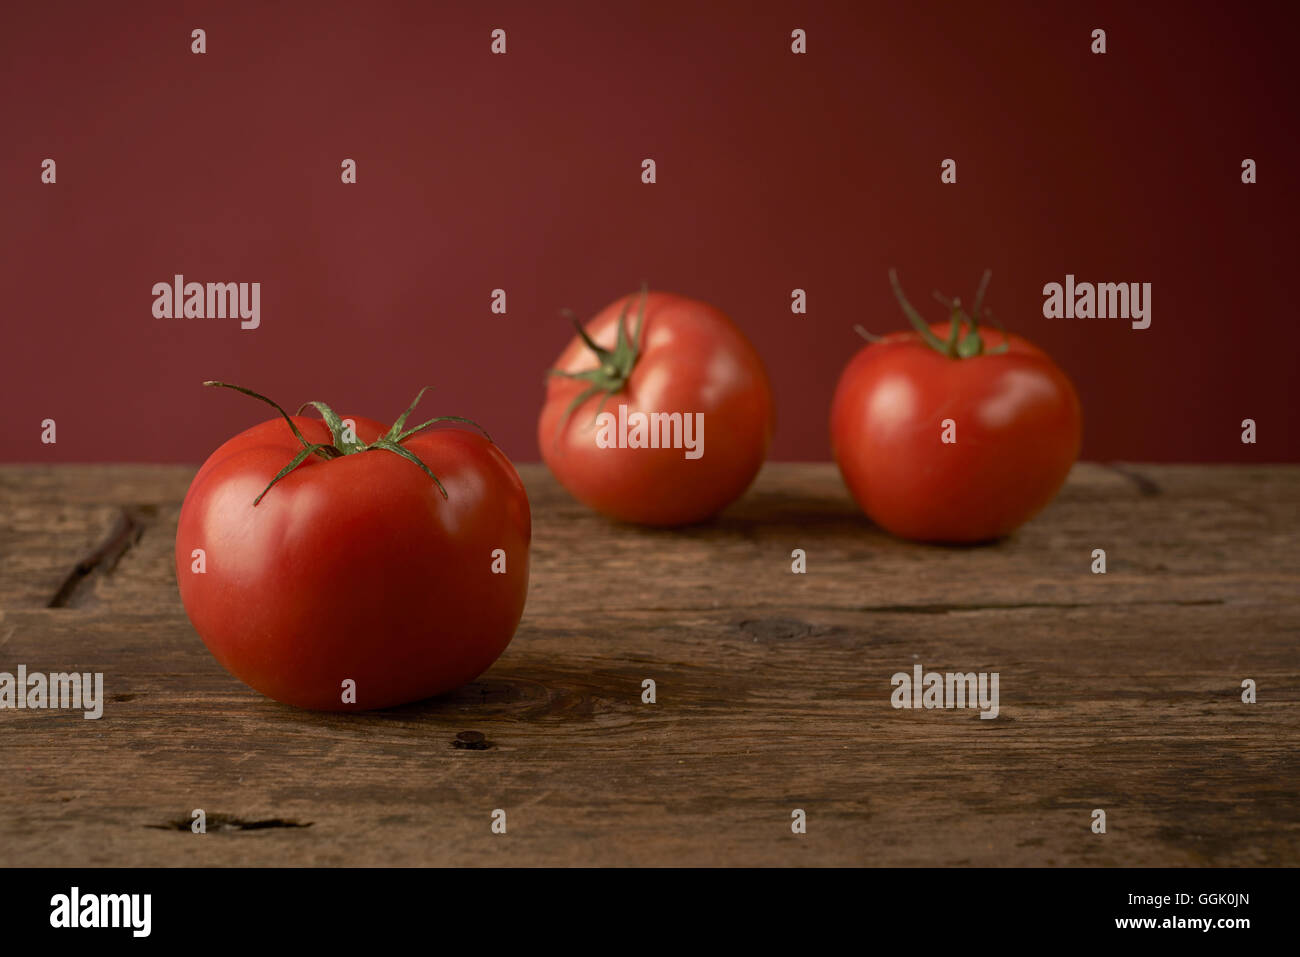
[830,273,1082,542]
[176,385,530,710]
[539,289,774,525]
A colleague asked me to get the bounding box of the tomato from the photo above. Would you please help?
[830,272,1082,542]
[175,384,530,710]
[539,288,774,525]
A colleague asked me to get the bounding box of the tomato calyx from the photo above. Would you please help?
[856,270,1011,359]
[548,284,649,431]
[202,381,490,505]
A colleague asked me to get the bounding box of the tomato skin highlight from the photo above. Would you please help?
[539,291,774,526]
[830,321,1082,542]
[176,415,530,710]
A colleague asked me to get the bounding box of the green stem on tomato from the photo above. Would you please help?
[204,381,490,506]
[884,269,1009,359]
[548,283,650,436]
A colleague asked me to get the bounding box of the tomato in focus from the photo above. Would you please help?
[830,273,1082,542]
[175,385,530,710]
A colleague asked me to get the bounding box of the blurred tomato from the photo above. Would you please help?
[539,289,774,525]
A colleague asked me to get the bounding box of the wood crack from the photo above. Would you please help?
[1105,462,1162,496]
[47,506,155,608]
[147,815,313,832]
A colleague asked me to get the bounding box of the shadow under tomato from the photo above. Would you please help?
[594,484,1013,550]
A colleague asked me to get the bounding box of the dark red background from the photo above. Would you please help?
[3,0,1296,464]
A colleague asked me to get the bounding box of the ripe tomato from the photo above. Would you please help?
[830,272,1082,542]
[539,288,774,525]
[176,384,530,710]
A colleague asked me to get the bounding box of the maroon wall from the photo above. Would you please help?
[3,0,1296,464]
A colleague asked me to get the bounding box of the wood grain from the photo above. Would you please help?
[0,463,1296,866]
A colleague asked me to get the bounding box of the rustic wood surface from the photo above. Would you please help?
[0,463,1296,867]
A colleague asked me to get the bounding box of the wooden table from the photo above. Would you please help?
[1,463,1296,866]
